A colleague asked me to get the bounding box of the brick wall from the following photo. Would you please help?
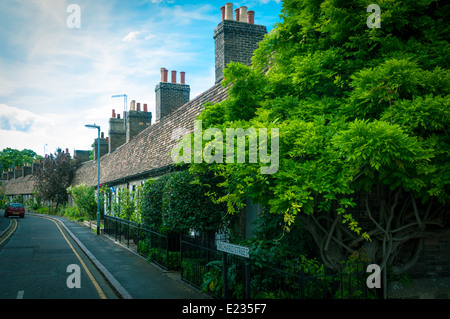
[411,237,450,278]
[109,117,126,153]
[71,82,228,188]
[214,19,267,83]
[155,82,190,122]
[94,137,108,159]
[126,110,152,142]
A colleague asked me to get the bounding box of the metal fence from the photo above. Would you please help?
[104,215,180,270]
[104,216,381,299]
[251,262,377,299]
[180,235,381,299]
[104,215,140,251]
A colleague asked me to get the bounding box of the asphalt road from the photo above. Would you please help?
[0,214,119,299]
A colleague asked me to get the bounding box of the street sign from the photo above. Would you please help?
[217,241,249,258]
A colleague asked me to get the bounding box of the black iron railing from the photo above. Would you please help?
[104,216,381,299]
[104,215,180,270]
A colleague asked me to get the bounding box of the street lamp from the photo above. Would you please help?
[85,124,101,235]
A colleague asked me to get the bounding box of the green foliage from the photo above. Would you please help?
[182,258,209,288]
[24,190,42,212]
[114,188,135,221]
[107,185,142,223]
[0,148,41,170]
[192,0,449,271]
[57,203,83,220]
[34,149,76,208]
[138,238,181,269]
[67,184,97,220]
[200,260,244,299]
[161,170,227,234]
[141,175,171,231]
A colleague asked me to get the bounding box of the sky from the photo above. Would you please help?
[0,0,283,159]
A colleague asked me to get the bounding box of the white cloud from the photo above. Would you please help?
[122,31,141,42]
[0,104,95,155]
[1,0,270,155]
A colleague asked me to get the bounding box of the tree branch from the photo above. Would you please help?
[410,193,424,230]
[324,214,339,252]
[390,239,424,275]
[365,193,387,236]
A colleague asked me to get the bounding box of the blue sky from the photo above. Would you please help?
[0,0,282,157]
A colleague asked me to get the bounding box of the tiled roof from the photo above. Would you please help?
[71,82,228,187]
[5,175,36,195]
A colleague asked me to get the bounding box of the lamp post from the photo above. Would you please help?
[0,163,4,206]
[85,124,101,235]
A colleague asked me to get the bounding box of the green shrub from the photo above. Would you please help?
[36,207,49,215]
[141,174,171,231]
[59,204,82,220]
[138,238,181,269]
[182,258,208,288]
[201,259,244,299]
[67,184,97,220]
[162,170,226,235]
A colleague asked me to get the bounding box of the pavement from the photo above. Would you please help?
[1,211,208,300]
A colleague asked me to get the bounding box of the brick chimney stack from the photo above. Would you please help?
[214,3,267,83]
[126,100,152,143]
[161,67,168,82]
[155,68,190,122]
[171,70,177,83]
[94,133,108,159]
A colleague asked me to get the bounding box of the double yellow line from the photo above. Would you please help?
[1,216,107,299]
[46,217,107,299]
[0,218,17,246]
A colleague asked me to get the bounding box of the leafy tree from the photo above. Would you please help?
[67,183,97,220]
[191,0,450,279]
[34,148,76,210]
[0,148,42,171]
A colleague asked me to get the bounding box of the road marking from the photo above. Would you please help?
[17,290,24,299]
[46,218,107,299]
[0,218,18,246]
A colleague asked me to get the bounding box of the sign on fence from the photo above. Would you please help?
[217,241,249,258]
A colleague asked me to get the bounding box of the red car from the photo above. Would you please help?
[4,203,25,218]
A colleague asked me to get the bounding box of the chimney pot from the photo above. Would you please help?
[235,8,240,21]
[180,71,186,84]
[161,67,168,82]
[239,6,248,23]
[248,10,255,24]
[131,100,136,111]
[221,6,225,21]
[224,3,233,20]
[143,103,148,112]
[101,132,104,139]
[171,70,177,83]
[137,102,141,111]
[112,109,116,118]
